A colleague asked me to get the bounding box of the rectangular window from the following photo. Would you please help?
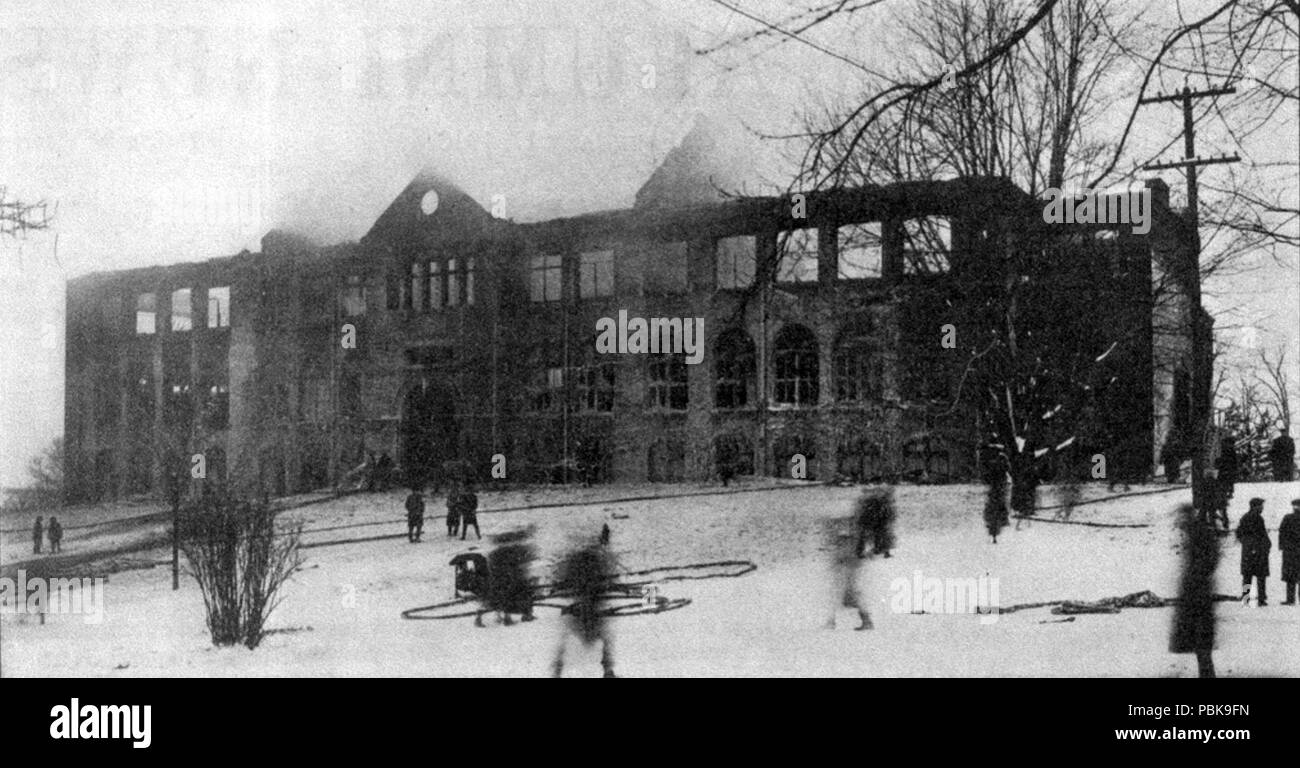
[428,262,443,310]
[171,288,193,331]
[386,273,401,310]
[530,367,565,411]
[447,258,461,307]
[644,241,687,294]
[410,263,425,311]
[716,236,756,289]
[902,217,951,274]
[837,223,883,279]
[136,293,157,334]
[465,257,476,305]
[648,353,688,410]
[340,275,367,317]
[530,254,563,302]
[207,287,230,328]
[579,250,614,298]
[777,229,819,283]
[574,361,615,412]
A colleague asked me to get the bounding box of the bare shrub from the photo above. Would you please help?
[179,494,304,648]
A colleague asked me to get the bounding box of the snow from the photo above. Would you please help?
[4,480,1298,677]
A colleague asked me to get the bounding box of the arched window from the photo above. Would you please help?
[714,328,755,408]
[773,325,819,405]
[834,319,882,401]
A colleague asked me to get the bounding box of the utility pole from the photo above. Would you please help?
[1139,84,1240,514]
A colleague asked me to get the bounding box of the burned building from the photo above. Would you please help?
[64,148,1207,502]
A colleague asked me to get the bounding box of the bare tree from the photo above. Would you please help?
[1255,345,1293,430]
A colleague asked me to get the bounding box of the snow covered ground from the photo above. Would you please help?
[3,480,1298,677]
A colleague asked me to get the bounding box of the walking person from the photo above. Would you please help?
[404,487,425,543]
[1269,431,1296,482]
[1280,499,1300,606]
[551,534,618,678]
[479,526,538,627]
[32,516,43,554]
[47,517,63,553]
[1236,498,1272,606]
[458,482,481,541]
[823,514,873,631]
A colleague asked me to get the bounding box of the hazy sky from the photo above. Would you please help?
[1,0,1295,487]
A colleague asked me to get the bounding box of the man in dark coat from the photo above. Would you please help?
[1171,504,1219,677]
[445,488,461,537]
[1235,497,1271,606]
[458,483,481,540]
[32,516,43,554]
[981,451,1009,543]
[404,488,425,543]
[47,517,63,553]
[1280,499,1300,605]
[1198,471,1230,531]
[1269,432,1296,482]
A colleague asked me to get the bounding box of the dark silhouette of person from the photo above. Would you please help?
[600,523,611,546]
[458,483,481,540]
[552,535,618,677]
[479,526,538,627]
[1236,498,1271,606]
[1171,504,1220,678]
[404,488,425,543]
[47,517,63,553]
[377,452,395,492]
[1269,431,1295,482]
[32,516,43,554]
[1161,435,1183,484]
[445,489,461,537]
[1279,499,1300,605]
[854,487,896,558]
[1215,437,1239,501]
[982,451,1009,543]
[365,451,378,492]
[1198,471,1230,531]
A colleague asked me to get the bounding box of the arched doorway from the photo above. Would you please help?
[402,378,459,490]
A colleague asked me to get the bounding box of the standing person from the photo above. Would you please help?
[1215,437,1239,502]
[551,534,618,678]
[1171,504,1220,678]
[47,517,63,553]
[1161,434,1183,484]
[445,485,461,537]
[1269,431,1295,482]
[404,487,425,543]
[1236,498,1272,606]
[823,515,873,631]
[376,452,395,492]
[854,487,896,558]
[458,482,481,541]
[1279,499,1300,605]
[32,516,43,554]
[1197,471,1230,531]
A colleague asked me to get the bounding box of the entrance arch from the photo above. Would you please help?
[402,378,459,490]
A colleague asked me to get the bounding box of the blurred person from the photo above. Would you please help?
[552,534,618,677]
[32,516,43,555]
[1269,431,1295,482]
[479,526,538,626]
[47,517,63,553]
[823,515,873,631]
[1171,504,1220,678]
[458,482,481,541]
[1279,499,1300,605]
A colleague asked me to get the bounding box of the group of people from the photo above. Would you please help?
[30,516,63,554]
[1234,497,1300,607]
[403,482,481,543]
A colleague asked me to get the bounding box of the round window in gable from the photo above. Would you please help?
[420,190,440,216]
